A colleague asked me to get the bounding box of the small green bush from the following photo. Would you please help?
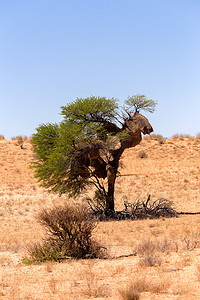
[23,204,105,264]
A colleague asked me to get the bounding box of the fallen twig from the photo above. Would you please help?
[111,252,137,259]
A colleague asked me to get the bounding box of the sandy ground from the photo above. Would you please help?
[1,137,200,299]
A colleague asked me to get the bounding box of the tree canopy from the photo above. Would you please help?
[31,95,156,212]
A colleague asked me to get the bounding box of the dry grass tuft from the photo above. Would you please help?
[196,264,200,281]
[143,133,165,141]
[171,133,194,140]
[139,253,162,267]
[137,150,148,159]
[119,286,140,300]
[77,262,111,298]
[119,275,171,299]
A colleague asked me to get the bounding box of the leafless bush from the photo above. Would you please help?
[0,135,5,140]
[89,195,177,221]
[124,195,177,219]
[23,204,106,263]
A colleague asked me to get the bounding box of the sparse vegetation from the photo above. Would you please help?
[144,133,165,141]
[0,135,5,140]
[171,133,194,140]
[2,135,200,298]
[119,276,171,299]
[11,135,28,148]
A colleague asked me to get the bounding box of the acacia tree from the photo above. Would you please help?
[31,95,156,213]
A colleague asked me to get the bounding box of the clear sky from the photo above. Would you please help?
[0,0,200,139]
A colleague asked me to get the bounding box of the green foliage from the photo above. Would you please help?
[125,94,157,114]
[31,123,60,160]
[60,96,120,143]
[31,96,119,197]
[61,96,118,124]
[23,204,105,264]
[22,242,68,264]
[31,121,90,195]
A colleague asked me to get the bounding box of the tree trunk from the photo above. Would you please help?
[106,180,115,211]
[104,132,144,213]
[105,164,116,212]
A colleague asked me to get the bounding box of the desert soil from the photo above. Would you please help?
[1,137,200,299]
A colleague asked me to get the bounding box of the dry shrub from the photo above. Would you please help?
[144,134,165,141]
[119,286,140,300]
[136,239,162,267]
[136,238,172,255]
[119,276,171,299]
[139,253,162,267]
[11,135,28,141]
[125,195,177,219]
[137,150,148,159]
[136,230,200,264]
[136,239,157,255]
[23,204,106,264]
[92,196,177,221]
[181,232,200,250]
[171,133,193,140]
[0,134,5,140]
[11,135,28,148]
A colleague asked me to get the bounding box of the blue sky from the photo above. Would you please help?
[0,0,200,139]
